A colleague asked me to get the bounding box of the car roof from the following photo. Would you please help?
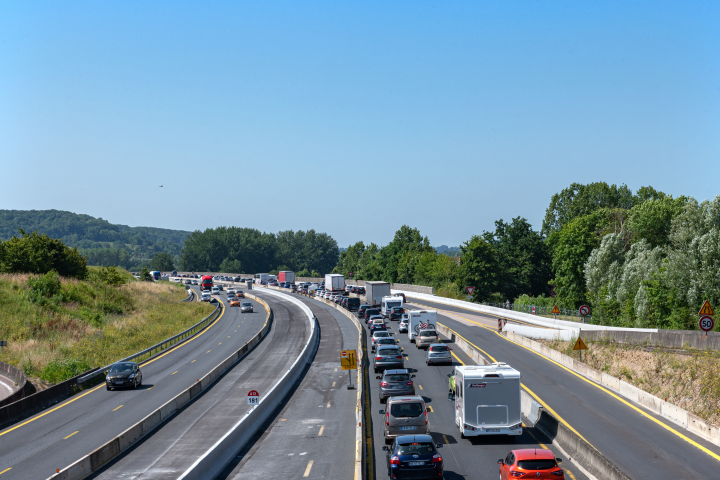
[383,368,410,375]
[372,331,389,336]
[512,449,555,460]
[396,434,433,444]
[387,395,423,403]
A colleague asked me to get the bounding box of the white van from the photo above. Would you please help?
[381,296,404,318]
[407,310,437,342]
[452,363,522,438]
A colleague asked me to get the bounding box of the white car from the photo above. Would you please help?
[227,288,235,295]
[240,302,253,313]
[399,317,409,333]
[212,286,220,295]
[201,292,211,302]
[227,292,236,299]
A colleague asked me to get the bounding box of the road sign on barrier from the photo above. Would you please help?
[551,305,560,315]
[341,350,357,370]
[247,390,259,405]
[699,300,715,316]
[699,316,714,332]
[579,305,590,317]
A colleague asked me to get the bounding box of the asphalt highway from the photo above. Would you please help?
[91,289,311,479]
[406,296,720,479]
[218,292,360,480]
[362,311,590,480]
[0,288,266,480]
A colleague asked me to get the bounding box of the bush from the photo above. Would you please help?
[0,229,87,279]
[27,271,63,305]
[40,358,92,384]
[139,266,153,282]
[95,266,128,287]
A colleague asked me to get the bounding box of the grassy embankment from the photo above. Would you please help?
[539,338,720,427]
[0,267,214,385]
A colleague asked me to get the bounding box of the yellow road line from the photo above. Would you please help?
[418,384,423,390]
[450,351,466,364]
[303,460,314,477]
[172,371,178,375]
[318,425,325,436]
[191,360,196,363]
[207,350,211,353]
[0,304,225,438]
[113,405,123,412]
[326,401,331,408]
[0,468,11,475]
[63,431,79,440]
[443,434,449,444]
[427,405,433,412]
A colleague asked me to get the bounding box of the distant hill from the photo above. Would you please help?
[0,210,190,269]
[434,245,461,256]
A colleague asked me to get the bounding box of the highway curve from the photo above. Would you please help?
[406,296,720,479]
[89,289,312,479]
[0,289,266,480]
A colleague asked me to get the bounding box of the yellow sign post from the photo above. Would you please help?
[341,350,357,390]
[573,336,588,362]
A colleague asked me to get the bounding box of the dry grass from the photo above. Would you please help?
[0,272,214,383]
[540,338,720,428]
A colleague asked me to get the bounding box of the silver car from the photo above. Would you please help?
[382,395,429,443]
[377,369,415,403]
[373,345,403,373]
[415,329,439,349]
[425,343,452,365]
[240,302,253,313]
[398,317,409,333]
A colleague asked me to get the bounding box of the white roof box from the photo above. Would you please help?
[455,363,520,379]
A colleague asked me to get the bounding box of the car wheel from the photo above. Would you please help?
[106,385,111,391]
[133,379,138,389]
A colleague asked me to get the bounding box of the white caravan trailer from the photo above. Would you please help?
[407,310,437,342]
[381,295,404,318]
[453,363,522,437]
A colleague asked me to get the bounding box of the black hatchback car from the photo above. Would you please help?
[106,361,142,390]
[388,306,404,321]
[358,305,371,319]
[383,434,443,479]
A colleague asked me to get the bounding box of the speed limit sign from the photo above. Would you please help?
[699,316,714,332]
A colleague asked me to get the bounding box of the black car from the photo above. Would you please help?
[106,362,143,390]
[365,308,380,324]
[382,434,443,479]
[358,305,371,319]
[346,297,360,311]
[389,306,404,321]
[357,287,366,295]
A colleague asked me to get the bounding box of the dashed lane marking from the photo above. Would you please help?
[63,431,79,439]
[113,405,123,412]
[303,460,314,477]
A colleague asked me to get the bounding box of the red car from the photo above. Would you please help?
[498,449,565,479]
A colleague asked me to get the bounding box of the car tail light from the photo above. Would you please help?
[406,381,413,386]
[386,411,390,426]
[381,382,389,387]
[552,471,564,476]
[510,472,526,477]
[396,355,403,360]
[376,357,382,361]
[390,456,400,465]
[432,454,442,463]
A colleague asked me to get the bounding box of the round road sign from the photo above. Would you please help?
[579,305,591,317]
[699,315,715,332]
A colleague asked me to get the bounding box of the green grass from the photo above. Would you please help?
[0,268,213,384]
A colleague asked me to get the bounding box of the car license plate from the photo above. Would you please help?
[486,428,500,432]
[409,461,424,466]
[400,426,414,430]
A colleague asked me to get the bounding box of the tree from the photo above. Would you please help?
[150,252,175,271]
[0,229,87,279]
[456,236,499,302]
[628,197,686,248]
[219,258,242,273]
[139,266,153,281]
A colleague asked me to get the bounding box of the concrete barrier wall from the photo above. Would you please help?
[582,329,720,351]
[0,361,30,408]
[505,331,720,448]
[48,296,276,480]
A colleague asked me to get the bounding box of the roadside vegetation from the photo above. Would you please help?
[540,338,720,427]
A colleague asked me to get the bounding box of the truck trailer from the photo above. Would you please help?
[278,271,295,284]
[325,274,345,292]
[452,363,522,437]
[365,281,391,307]
[407,309,437,342]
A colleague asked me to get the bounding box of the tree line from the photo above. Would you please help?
[178,227,338,275]
[334,182,718,330]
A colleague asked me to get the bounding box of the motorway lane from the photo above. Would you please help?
[406,296,720,479]
[219,292,360,480]
[0,289,265,480]
[363,315,589,480]
[91,289,311,479]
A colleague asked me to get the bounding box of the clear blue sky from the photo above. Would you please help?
[1,1,718,247]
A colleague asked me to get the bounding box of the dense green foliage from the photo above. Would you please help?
[179,227,338,274]
[0,210,190,269]
[0,229,88,279]
[150,252,175,271]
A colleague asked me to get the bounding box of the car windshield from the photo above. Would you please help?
[430,345,448,352]
[109,363,134,373]
[242,303,251,306]
[378,347,399,355]
[397,442,435,455]
[517,460,557,470]
[384,373,409,382]
[390,402,424,418]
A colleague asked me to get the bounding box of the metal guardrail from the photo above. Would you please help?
[181,289,195,302]
[77,299,222,384]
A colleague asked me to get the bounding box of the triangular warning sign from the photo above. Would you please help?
[699,300,715,316]
[551,304,560,315]
[573,337,588,351]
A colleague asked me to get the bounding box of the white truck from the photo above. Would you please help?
[365,281,391,307]
[255,273,270,284]
[325,274,345,292]
[381,295,404,318]
[407,309,437,342]
[452,363,522,438]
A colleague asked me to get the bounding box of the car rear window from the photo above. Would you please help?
[378,347,400,355]
[390,402,424,418]
[420,331,438,337]
[517,460,557,470]
[375,332,389,337]
[397,443,434,455]
[429,345,448,352]
[384,373,410,382]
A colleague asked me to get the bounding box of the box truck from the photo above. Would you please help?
[325,274,345,292]
[365,281,391,307]
[278,271,295,284]
[255,273,270,284]
[381,295,404,318]
[407,309,437,342]
[451,363,522,437]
